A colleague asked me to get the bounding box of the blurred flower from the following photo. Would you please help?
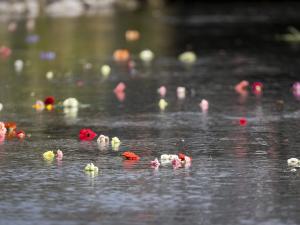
[159,99,168,111]
[178,51,197,64]
[125,30,140,41]
[252,82,263,95]
[46,71,54,80]
[151,158,160,169]
[16,130,25,139]
[172,158,182,169]
[0,122,7,136]
[122,151,140,160]
[158,86,167,97]
[25,34,39,44]
[97,135,109,145]
[79,129,97,141]
[287,158,300,167]
[114,82,126,93]
[235,80,249,96]
[199,99,209,112]
[139,49,154,63]
[177,87,186,99]
[113,49,130,62]
[277,26,300,43]
[239,118,247,126]
[56,149,63,160]
[0,103,3,111]
[44,96,55,106]
[4,122,16,135]
[292,82,300,100]
[101,65,111,77]
[40,51,56,60]
[63,97,79,109]
[84,163,99,172]
[43,150,55,161]
[111,137,121,150]
[160,154,179,165]
[0,46,11,59]
[14,59,24,73]
[33,100,45,111]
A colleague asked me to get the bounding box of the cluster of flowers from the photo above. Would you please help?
[151,153,192,170]
[33,96,79,112]
[0,121,26,142]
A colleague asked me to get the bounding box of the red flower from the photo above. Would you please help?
[178,153,192,161]
[122,151,140,160]
[16,130,26,139]
[44,96,55,105]
[239,118,247,126]
[252,82,263,95]
[79,128,97,141]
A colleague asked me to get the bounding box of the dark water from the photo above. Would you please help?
[1,2,300,225]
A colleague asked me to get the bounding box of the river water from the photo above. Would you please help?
[0,2,300,225]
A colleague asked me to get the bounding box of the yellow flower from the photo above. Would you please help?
[178,51,197,64]
[84,163,99,172]
[159,99,168,111]
[43,151,55,161]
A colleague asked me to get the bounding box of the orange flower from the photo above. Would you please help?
[113,49,130,62]
[122,151,140,160]
[5,122,16,136]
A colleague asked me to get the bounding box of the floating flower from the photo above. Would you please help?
[292,82,300,100]
[32,100,45,111]
[0,103,3,111]
[177,87,186,99]
[151,158,160,169]
[46,71,54,80]
[158,86,167,97]
[43,150,55,161]
[172,158,182,169]
[63,97,79,109]
[16,130,25,139]
[235,80,249,96]
[14,59,24,72]
[25,34,39,44]
[101,65,111,77]
[4,122,16,135]
[84,163,99,172]
[79,128,97,141]
[160,154,179,165]
[122,151,140,160]
[114,82,126,93]
[97,135,109,145]
[239,117,247,126]
[277,26,300,43]
[125,30,140,41]
[111,137,121,149]
[287,158,300,167]
[178,51,197,64]
[113,49,130,62]
[56,149,63,160]
[44,96,55,106]
[0,46,11,59]
[199,99,209,112]
[252,82,263,95]
[0,122,7,136]
[159,99,168,111]
[139,49,154,63]
[40,51,56,60]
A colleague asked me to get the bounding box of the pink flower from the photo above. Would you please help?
[114,82,126,93]
[79,128,97,141]
[158,86,167,97]
[56,150,63,160]
[252,82,263,95]
[0,46,11,59]
[199,99,209,112]
[150,158,160,169]
[235,80,249,96]
[172,158,182,169]
[0,122,7,136]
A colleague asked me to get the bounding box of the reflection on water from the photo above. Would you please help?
[1,2,300,225]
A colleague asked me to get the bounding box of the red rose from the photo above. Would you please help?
[79,128,97,141]
[44,96,55,105]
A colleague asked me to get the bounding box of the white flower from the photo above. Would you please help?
[287,158,300,167]
[177,87,186,99]
[14,59,24,72]
[46,71,54,80]
[97,135,109,145]
[101,65,111,77]
[63,98,79,108]
[178,51,197,64]
[160,154,179,165]
[139,49,154,62]
[0,103,3,112]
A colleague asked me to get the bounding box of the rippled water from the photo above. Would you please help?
[1,2,300,225]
